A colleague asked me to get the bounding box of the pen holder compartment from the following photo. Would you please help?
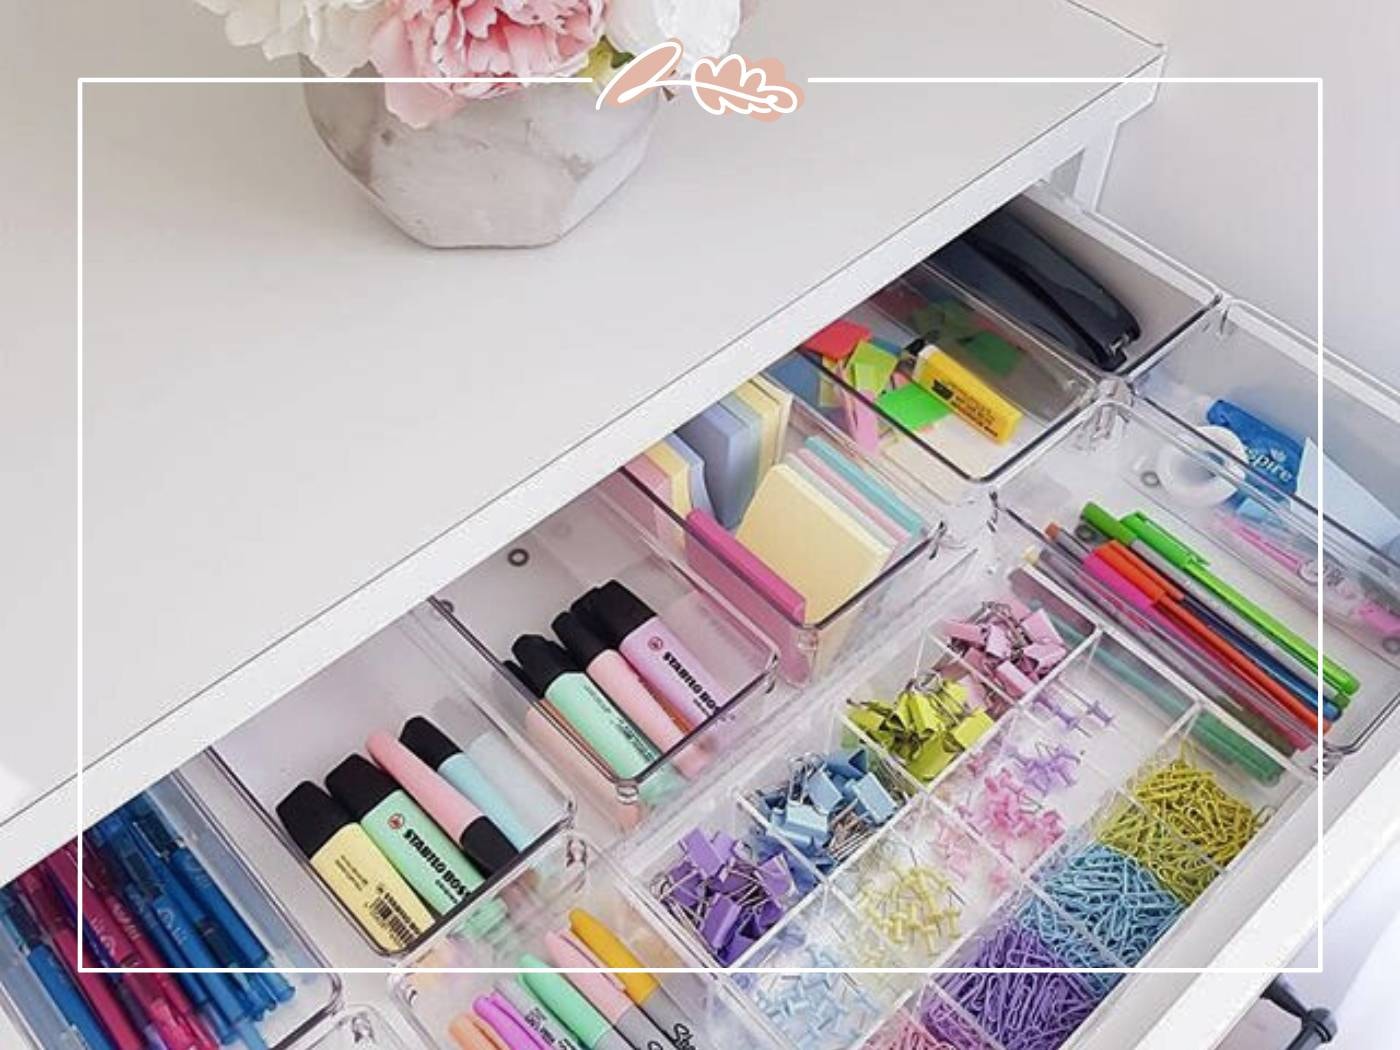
[0,775,340,1050]
[390,832,766,1050]
[210,619,575,959]
[608,392,971,686]
[727,888,909,1050]
[421,486,780,827]
[994,397,1400,761]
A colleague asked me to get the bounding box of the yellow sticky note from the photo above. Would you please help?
[736,463,889,622]
[733,381,782,473]
[642,441,692,516]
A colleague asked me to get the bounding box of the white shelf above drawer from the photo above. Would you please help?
[12,0,1166,875]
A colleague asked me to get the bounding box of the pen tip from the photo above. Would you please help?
[1045,521,1060,540]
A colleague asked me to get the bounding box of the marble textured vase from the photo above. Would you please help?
[301,62,660,248]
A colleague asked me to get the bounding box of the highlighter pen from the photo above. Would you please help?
[519,954,632,1050]
[366,730,518,876]
[572,582,727,729]
[15,868,145,1050]
[43,849,199,1050]
[276,783,432,952]
[122,812,273,1020]
[512,636,661,780]
[547,930,673,1050]
[912,344,1021,443]
[569,908,708,1050]
[0,885,117,1050]
[554,612,709,779]
[399,716,549,851]
[125,794,297,1004]
[474,994,548,1050]
[326,754,484,914]
[95,815,269,1050]
[497,980,586,1050]
[1116,508,1359,695]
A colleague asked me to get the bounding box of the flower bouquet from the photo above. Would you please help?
[196,0,747,245]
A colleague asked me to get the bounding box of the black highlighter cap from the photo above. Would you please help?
[277,782,353,860]
[511,635,577,695]
[324,754,400,822]
[504,658,540,698]
[552,611,609,668]
[585,580,657,644]
[399,716,463,771]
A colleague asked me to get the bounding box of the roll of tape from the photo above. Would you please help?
[1150,425,1246,507]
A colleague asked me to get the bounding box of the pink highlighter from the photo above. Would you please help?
[545,930,674,1050]
[552,612,709,778]
[572,581,727,730]
[365,731,517,875]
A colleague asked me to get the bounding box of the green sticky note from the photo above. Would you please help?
[877,382,951,430]
[962,331,1022,375]
[849,340,899,394]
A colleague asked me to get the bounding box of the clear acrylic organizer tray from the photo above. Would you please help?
[418,486,781,834]
[605,391,971,686]
[211,620,576,959]
[0,775,342,1050]
[388,831,771,1050]
[992,397,1400,763]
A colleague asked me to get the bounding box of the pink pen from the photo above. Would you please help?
[572,581,728,729]
[474,994,548,1050]
[546,931,673,1050]
[552,612,709,778]
[44,851,199,1050]
[16,868,145,1050]
[365,730,518,875]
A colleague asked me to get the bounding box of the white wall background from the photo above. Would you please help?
[1087,0,1400,388]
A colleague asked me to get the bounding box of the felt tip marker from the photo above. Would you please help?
[572,582,727,729]
[449,1012,506,1050]
[547,930,673,1050]
[553,611,709,779]
[276,783,432,952]
[519,954,632,1050]
[496,980,586,1050]
[474,994,547,1050]
[569,908,707,1050]
[366,730,518,876]
[398,716,552,851]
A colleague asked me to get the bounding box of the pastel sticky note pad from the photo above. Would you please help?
[721,390,764,497]
[803,435,923,537]
[766,354,822,411]
[803,319,871,361]
[736,464,890,622]
[849,341,899,395]
[877,381,951,430]
[732,381,782,473]
[643,440,693,516]
[792,449,904,548]
[677,401,759,530]
[963,331,1022,376]
[664,434,714,516]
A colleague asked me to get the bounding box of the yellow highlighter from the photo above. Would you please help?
[569,908,710,1049]
[912,344,1021,444]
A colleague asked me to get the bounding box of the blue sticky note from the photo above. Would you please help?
[677,400,760,529]
[766,354,823,411]
[664,434,715,517]
[803,435,924,537]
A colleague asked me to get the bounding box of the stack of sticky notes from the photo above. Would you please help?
[671,378,791,528]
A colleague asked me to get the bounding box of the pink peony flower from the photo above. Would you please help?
[371,0,604,127]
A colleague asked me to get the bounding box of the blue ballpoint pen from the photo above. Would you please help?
[127,794,295,1005]
[122,807,273,1019]
[0,885,116,1050]
[97,815,269,1050]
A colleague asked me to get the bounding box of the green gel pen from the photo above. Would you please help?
[1113,508,1360,697]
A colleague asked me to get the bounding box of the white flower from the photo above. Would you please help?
[604,0,741,70]
[194,0,387,77]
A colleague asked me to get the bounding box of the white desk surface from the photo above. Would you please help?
[3,0,1158,874]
